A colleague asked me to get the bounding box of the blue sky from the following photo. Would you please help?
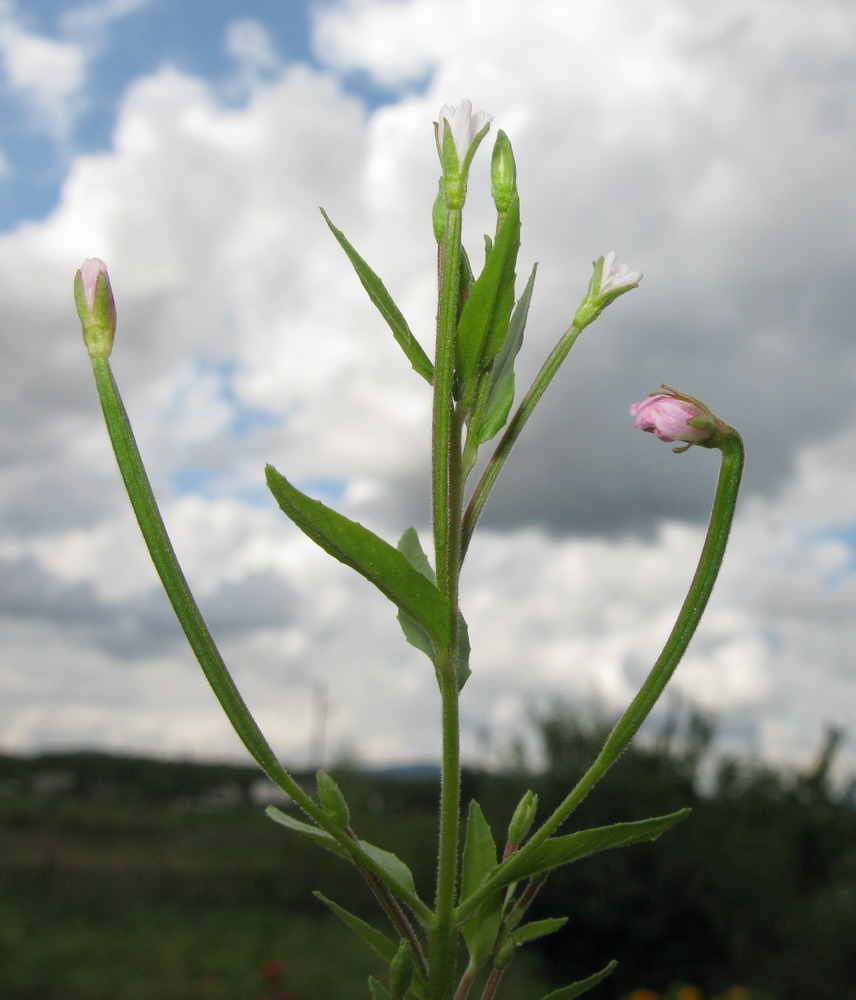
[1,2,322,227]
[1,0,856,772]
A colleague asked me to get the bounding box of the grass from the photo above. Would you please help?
[1,896,382,1000]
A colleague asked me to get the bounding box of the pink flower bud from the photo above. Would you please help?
[74,257,116,358]
[630,388,721,451]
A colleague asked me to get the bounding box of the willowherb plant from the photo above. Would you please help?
[75,100,744,1000]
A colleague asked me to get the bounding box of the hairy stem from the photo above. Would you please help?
[430,203,468,1000]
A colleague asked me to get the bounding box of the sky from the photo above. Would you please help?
[1,0,855,776]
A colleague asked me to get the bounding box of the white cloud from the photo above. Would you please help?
[224,18,279,74]
[0,15,86,137]
[60,0,159,39]
[1,0,855,775]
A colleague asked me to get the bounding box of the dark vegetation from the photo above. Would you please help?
[1,711,855,1000]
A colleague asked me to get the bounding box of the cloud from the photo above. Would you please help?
[62,0,159,33]
[0,12,86,137]
[224,18,279,75]
[1,0,855,771]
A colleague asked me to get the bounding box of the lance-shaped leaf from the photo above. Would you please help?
[455,194,521,385]
[267,806,419,902]
[266,805,344,856]
[369,977,393,1000]
[510,917,568,947]
[470,263,537,447]
[493,808,690,889]
[315,891,429,999]
[395,528,471,689]
[536,960,617,1000]
[315,891,397,964]
[266,466,452,655]
[320,209,433,383]
[460,800,503,963]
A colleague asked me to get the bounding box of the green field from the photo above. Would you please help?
[2,715,855,999]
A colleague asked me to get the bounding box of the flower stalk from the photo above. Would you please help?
[456,419,744,921]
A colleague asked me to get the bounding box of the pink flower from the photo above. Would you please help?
[630,391,714,446]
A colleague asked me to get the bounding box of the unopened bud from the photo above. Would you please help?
[493,937,516,971]
[74,258,116,358]
[389,940,414,998]
[490,130,517,215]
[630,386,727,453]
[507,789,538,846]
[316,770,350,829]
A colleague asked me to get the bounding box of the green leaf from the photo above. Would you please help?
[458,244,475,314]
[397,610,434,662]
[369,976,393,1000]
[501,809,690,887]
[397,527,437,583]
[266,805,348,859]
[455,194,521,385]
[316,890,429,999]
[454,610,471,690]
[314,891,397,963]
[472,263,537,446]
[536,960,617,1000]
[360,841,419,900]
[320,208,433,383]
[266,466,452,656]
[460,801,503,963]
[267,807,419,905]
[460,800,498,902]
[510,917,568,946]
[395,527,470,689]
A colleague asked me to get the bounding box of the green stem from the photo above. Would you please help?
[351,845,429,979]
[433,209,463,592]
[456,430,744,921]
[433,665,462,997]
[430,205,466,1000]
[89,356,431,923]
[461,322,583,560]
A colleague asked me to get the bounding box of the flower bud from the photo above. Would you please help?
[490,130,517,215]
[316,770,350,828]
[389,940,414,999]
[507,789,538,847]
[74,257,116,358]
[630,387,725,452]
[494,937,516,970]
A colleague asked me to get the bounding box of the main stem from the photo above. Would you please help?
[431,204,465,1000]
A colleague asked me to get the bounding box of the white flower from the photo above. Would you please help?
[573,251,643,329]
[599,251,643,294]
[437,99,492,162]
